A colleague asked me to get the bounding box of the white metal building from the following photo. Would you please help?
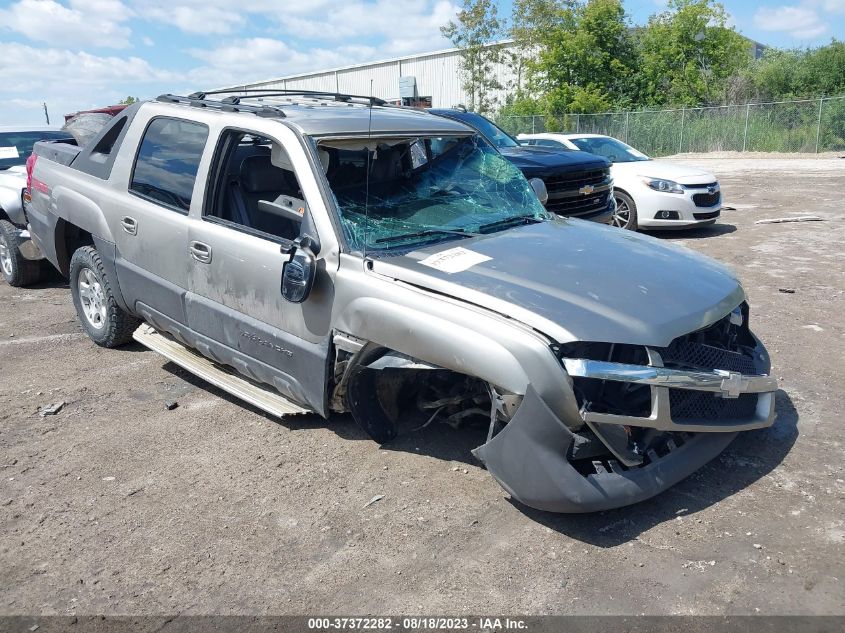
[217,35,765,107]
[217,43,520,107]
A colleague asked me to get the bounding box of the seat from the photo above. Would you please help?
[233,155,302,240]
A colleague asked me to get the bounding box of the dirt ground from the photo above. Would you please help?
[1,157,843,617]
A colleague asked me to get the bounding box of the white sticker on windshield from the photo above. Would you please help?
[419,247,492,274]
[627,148,648,158]
[0,147,20,159]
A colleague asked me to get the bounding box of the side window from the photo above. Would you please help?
[204,130,304,243]
[129,118,209,213]
[536,139,565,149]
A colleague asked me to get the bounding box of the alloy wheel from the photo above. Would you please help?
[0,235,12,277]
[77,267,107,330]
[612,197,631,228]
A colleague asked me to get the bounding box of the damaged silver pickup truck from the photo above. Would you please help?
[25,91,777,512]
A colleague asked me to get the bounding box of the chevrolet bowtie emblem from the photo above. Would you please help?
[717,370,746,399]
[579,184,595,195]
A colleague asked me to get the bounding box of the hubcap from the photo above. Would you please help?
[612,197,631,228]
[0,235,12,277]
[77,267,107,330]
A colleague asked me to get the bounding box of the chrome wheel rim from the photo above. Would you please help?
[78,267,107,330]
[0,235,12,277]
[612,197,631,228]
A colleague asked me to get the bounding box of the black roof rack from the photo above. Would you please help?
[201,88,388,107]
[155,93,286,118]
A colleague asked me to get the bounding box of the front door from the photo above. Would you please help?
[185,127,333,413]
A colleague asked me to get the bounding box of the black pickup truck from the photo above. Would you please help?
[429,109,615,223]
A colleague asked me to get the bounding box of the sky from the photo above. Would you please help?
[1,0,843,126]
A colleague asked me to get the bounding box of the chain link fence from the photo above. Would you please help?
[498,96,845,156]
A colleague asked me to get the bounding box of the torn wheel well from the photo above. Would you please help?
[336,344,513,445]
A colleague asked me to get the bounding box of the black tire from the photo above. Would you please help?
[69,246,140,347]
[612,190,638,230]
[0,219,43,287]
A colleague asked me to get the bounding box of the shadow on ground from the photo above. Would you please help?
[160,361,367,441]
[647,223,737,240]
[158,359,489,463]
[25,265,68,290]
[155,354,797,529]
[513,389,798,545]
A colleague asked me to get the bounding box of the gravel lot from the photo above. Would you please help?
[1,157,843,616]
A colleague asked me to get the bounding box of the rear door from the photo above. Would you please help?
[184,125,335,413]
[113,116,209,325]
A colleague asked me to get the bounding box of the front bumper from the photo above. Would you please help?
[585,195,616,225]
[473,337,776,513]
[473,385,739,513]
[634,183,722,229]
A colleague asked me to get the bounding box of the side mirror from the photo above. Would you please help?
[281,237,317,304]
[529,177,548,206]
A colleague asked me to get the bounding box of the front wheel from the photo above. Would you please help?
[69,246,140,347]
[611,191,638,231]
[0,219,43,287]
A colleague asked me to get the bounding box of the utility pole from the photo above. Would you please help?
[815,97,824,154]
[742,103,750,152]
[678,107,686,154]
[42,102,50,125]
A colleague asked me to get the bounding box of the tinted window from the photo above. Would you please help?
[441,112,518,149]
[130,118,208,212]
[0,131,68,169]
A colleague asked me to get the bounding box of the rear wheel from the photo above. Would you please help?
[0,219,43,287]
[69,246,140,347]
[612,191,638,230]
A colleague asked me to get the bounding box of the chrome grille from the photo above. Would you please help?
[659,339,757,374]
[546,191,609,216]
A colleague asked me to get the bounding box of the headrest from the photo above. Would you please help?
[239,155,285,193]
[369,145,403,181]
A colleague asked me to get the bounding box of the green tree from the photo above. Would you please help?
[507,0,636,114]
[637,0,747,106]
[507,0,571,95]
[441,0,505,113]
[119,96,139,105]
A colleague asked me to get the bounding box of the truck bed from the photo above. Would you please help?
[32,140,81,167]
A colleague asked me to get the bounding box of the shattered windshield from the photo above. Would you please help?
[321,134,549,253]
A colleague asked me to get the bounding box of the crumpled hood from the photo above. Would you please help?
[371,219,744,347]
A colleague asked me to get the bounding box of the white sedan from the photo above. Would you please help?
[517,133,722,230]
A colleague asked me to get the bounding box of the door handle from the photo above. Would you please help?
[189,241,212,264]
[121,216,138,235]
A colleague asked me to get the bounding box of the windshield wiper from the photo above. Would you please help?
[375,227,480,245]
[478,215,541,234]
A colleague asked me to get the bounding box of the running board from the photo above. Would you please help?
[132,324,311,417]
